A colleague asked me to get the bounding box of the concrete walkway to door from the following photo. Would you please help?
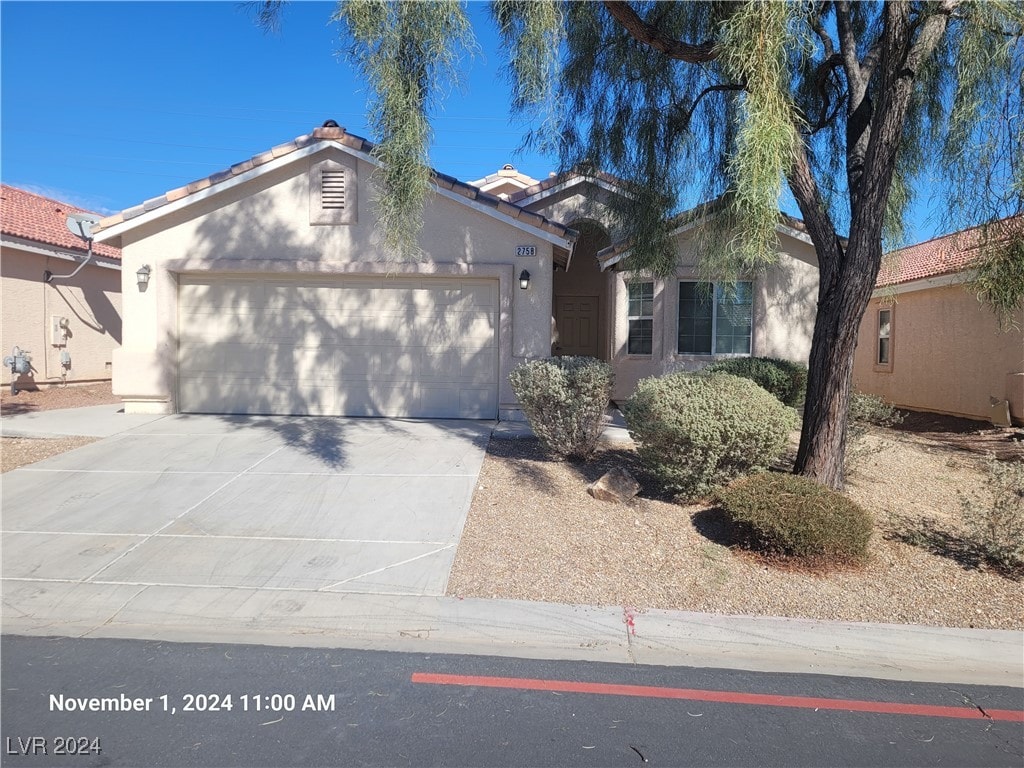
[2,413,491,601]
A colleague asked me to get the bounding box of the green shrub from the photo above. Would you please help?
[623,372,797,499]
[716,473,873,563]
[848,392,903,430]
[704,357,808,407]
[508,356,613,459]
[960,457,1024,570]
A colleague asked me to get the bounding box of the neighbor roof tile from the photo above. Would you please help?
[0,185,121,259]
[877,215,1023,287]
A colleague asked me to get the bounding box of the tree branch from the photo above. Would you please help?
[835,1,865,94]
[602,1,718,63]
[810,1,835,59]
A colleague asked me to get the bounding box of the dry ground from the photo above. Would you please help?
[448,419,1024,630]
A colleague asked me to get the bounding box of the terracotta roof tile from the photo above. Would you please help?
[0,185,121,259]
[91,125,576,244]
[877,215,1023,287]
[506,168,633,203]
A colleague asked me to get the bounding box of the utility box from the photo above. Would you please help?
[51,316,69,346]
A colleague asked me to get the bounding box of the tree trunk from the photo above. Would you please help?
[794,232,884,490]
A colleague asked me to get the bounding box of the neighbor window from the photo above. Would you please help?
[627,282,654,355]
[877,308,892,367]
[677,281,753,355]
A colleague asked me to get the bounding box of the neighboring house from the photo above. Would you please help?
[91,123,819,418]
[0,185,122,389]
[853,217,1024,425]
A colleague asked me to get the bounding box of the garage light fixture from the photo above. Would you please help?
[519,270,530,290]
[136,264,152,290]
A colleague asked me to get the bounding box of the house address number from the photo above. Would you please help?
[516,245,537,257]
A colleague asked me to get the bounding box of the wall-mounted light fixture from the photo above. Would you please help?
[519,270,530,290]
[136,264,152,290]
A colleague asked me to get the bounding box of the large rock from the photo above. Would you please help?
[587,467,641,503]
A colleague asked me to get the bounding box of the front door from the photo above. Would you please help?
[553,296,599,358]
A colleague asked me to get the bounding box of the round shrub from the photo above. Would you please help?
[509,356,613,459]
[623,372,797,499]
[703,357,807,407]
[715,473,872,563]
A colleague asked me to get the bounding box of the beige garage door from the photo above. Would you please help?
[177,275,499,418]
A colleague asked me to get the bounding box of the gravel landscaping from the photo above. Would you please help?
[448,419,1024,630]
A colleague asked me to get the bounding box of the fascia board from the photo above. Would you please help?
[0,235,121,270]
[516,177,631,207]
[94,139,572,249]
[93,141,363,243]
[432,186,574,248]
[871,271,969,298]
[601,219,813,271]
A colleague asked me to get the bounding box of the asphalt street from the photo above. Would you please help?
[2,635,1022,768]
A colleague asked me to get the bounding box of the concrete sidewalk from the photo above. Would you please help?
[3,579,1020,687]
[0,403,166,438]
[2,405,1022,688]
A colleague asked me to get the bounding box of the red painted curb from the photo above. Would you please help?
[411,672,1024,722]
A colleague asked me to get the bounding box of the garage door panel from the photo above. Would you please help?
[179,276,497,419]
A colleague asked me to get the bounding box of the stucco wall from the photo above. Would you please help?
[109,148,556,415]
[607,229,819,401]
[0,244,121,386]
[853,283,1024,424]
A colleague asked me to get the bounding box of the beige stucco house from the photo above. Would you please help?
[91,123,819,418]
[0,185,122,389]
[853,217,1024,425]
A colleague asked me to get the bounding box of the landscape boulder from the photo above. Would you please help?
[587,467,641,503]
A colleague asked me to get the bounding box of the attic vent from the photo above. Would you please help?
[321,170,346,210]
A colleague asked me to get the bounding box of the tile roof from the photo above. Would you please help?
[0,185,121,260]
[877,214,1023,287]
[92,125,577,244]
[506,168,633,204]
[595,195,814,267]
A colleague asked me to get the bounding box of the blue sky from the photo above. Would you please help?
[1,1,549,216]
[2,1,947,241]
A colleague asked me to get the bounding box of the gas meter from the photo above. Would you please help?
[3,346,32,394]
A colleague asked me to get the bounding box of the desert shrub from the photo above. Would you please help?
[960,457,1024,570]
[623,372,797,499]
[848,392,903,431]
[704,357,807,407]
[716,473,873,563]
[845,392,904,470]
[508,356,613,459]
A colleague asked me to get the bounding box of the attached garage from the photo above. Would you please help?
[178,275,499,418]
[92,124,576,419]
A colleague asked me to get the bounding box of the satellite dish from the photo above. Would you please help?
[66,212,101,240]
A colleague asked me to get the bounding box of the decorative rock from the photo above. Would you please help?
[587,467,640,503]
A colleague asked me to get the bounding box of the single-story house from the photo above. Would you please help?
[0,185,122,389]
[852,216,1024,425]
[91,123,820,418]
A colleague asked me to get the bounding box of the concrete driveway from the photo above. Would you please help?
[2,414,491,602]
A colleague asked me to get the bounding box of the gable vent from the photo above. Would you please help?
[321,169,347,210]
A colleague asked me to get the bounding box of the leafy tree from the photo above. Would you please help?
[256,1,1023,490]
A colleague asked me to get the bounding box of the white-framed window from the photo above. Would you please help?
[876,307,893,369]
[627,281,654,355]
[677,281,753,355]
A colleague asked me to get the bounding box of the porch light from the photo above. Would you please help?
[519,270,530,290]
[136,264,152,290]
